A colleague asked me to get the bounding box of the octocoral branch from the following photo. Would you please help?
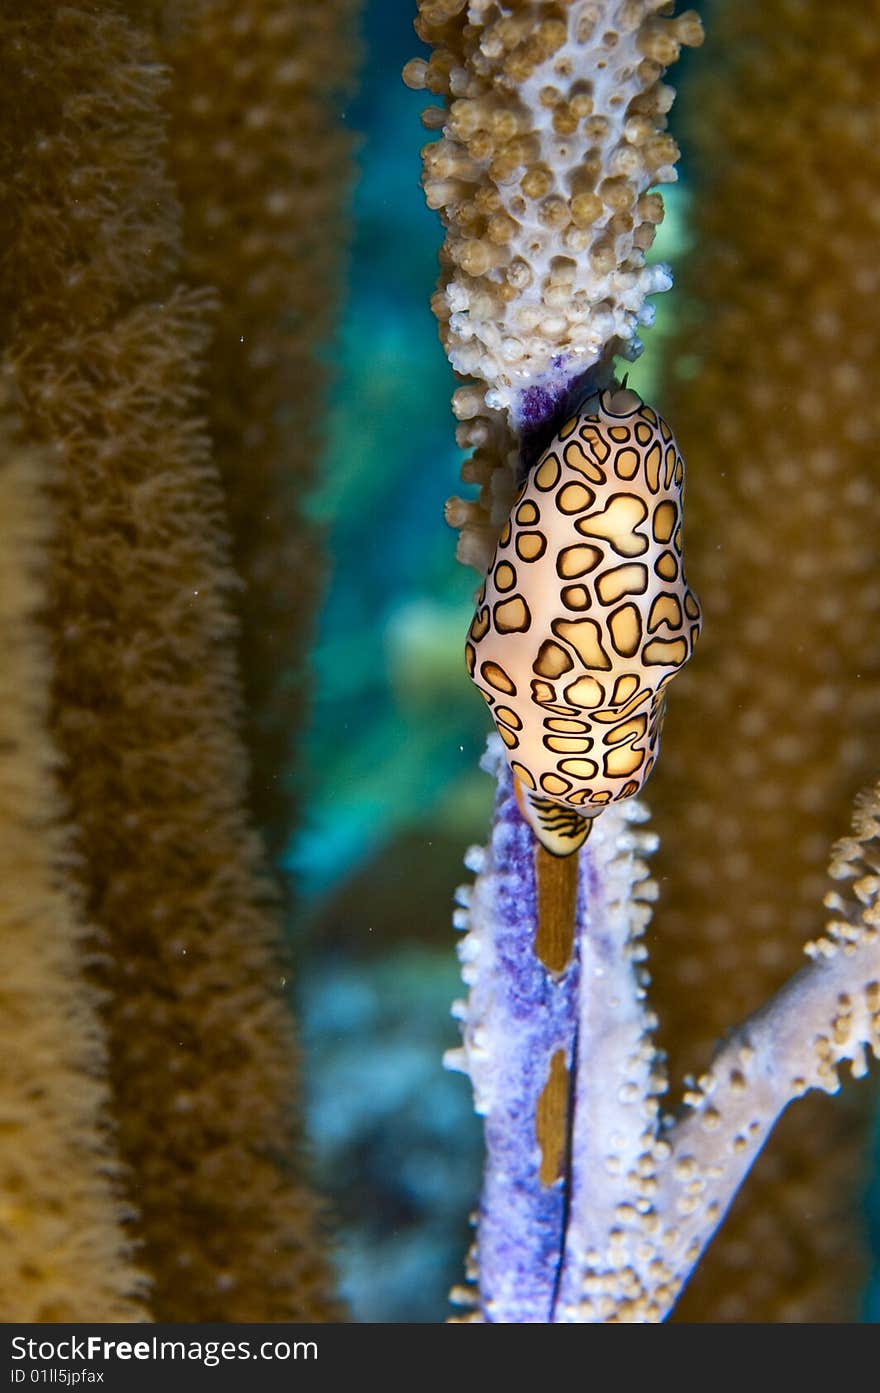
[447,740,582,1321]
[160,0,359,865]
[406,0,708,1324]
[449,739,662,1320]
[1,1,336,1322]
[451,745,880,1321]
[405,0,701,412]
[646,0,880,1319]
[643,936,879,1320]
[406,0,702,573]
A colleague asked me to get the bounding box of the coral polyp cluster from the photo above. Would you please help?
[412,0,880,1326]
[0,0,343,1323]
[465,386,701,856]
[161,0,358,863]
[404,0,702,414]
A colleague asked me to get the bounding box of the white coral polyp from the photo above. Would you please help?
[407,2,703,414]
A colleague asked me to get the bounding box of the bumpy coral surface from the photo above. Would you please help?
[406,1,702,575]
[0,393,147,1322]
[161,0,358,864]
[406,0,701,413]
[648,0,880,1321]
[449,739,880,1321]
[1,2,335,1322]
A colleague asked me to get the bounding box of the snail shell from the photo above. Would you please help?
[466,385,701,856]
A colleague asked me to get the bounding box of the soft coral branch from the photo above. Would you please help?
[450,748,880,1322]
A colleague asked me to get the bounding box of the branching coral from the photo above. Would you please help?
[0,388,148,1322]
[0,1,336,1321]
[411,0,880,1323]
[159,0,359,864]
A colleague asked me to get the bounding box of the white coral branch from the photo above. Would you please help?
[407,0,702,410]
[562,780,880,1321]
[646,933,880,1320]
[452,762,880,1321]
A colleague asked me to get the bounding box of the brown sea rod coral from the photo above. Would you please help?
[648,0,880,1320]
[0,3,335,1321]
[0,390,147,1322]
[159,0,359,863]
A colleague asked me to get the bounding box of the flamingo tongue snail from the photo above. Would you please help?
[466,384,702,857]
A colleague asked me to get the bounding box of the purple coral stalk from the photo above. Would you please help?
[448,737,658,1321]
[447,741,577,1320]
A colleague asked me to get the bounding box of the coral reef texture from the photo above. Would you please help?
[0,391,148,1322]
[405,0,701,575]
[405,0,701,411]
[416,0,880,1323]
[648,0,880,1320]
[160,0,358,863]
[0,1,337,1321]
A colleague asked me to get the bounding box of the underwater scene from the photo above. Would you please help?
[0,0,878,1325]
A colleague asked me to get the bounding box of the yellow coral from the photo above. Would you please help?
[0,388,148,1322]
[408,0,702,573]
